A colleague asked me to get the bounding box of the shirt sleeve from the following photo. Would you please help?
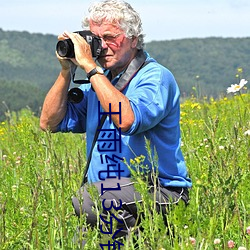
[56,86,89,133]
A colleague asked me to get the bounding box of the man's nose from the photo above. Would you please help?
[101,38,108,49]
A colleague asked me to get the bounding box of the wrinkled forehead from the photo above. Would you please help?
[89,19,123,33]
[90,16,121,26]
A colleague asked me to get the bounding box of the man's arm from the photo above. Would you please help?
[40,66,71,132]
[64,31,135,132]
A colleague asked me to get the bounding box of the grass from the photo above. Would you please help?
[0,92,249,249]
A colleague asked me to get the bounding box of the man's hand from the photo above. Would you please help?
[62,31,96,73]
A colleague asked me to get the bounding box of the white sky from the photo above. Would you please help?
[1,0,250,42]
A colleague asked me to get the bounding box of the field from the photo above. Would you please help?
[0,90,249,249]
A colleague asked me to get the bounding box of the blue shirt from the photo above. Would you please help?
[58,52,192,188]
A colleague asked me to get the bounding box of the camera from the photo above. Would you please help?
[56,30,102,58]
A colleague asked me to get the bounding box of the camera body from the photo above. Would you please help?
[56,30,102,58]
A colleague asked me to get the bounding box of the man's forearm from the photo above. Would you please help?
[40,70,71,132]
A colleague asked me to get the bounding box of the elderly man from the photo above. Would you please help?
[40,0,192,244]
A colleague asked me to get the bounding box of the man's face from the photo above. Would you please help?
[89,20,138,73]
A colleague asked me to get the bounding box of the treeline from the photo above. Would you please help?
[0,29,60,121]
[145,37,250,97]
[0,80,46,120]
[0,28,250,120]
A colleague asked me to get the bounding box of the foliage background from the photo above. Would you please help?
[0,93,249,249]
[0,29,250,120]
[0,28,249,249]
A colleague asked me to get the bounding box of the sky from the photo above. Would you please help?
[1,0,250,42]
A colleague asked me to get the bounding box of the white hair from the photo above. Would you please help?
[82,0,145,49]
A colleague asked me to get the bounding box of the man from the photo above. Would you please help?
[40,0,192,244]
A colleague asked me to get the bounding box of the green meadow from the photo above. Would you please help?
[0,90,249,249]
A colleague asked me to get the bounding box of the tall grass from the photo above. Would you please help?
[0,93,249,249]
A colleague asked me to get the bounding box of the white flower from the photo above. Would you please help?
[246,226,250,235]
[189,237,196,245]
[20,207,25,214]
[227,79,248,93]
[238,247,247,250]
[244,130,250,136]
[214,238,221,244]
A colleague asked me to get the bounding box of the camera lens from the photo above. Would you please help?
[56,39,74,58]
[68,88,84,103]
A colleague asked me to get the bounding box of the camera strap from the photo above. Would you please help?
[81,50,150,185]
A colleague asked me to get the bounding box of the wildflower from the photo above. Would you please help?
[42,213,48,221]
[135,157,141,164]
[191,103,201,109]
[214,238,221,244]
[196,180,202,185]
[246,226,250,235]
[228,240,235,248]
[238,247,246,250]
[244,130,250,136]
[130,159,135,165]
[12,185,18,192]
[237,67,243,73]
[227,79,248,93]
[189,237,196,246]
[218,145,224,150]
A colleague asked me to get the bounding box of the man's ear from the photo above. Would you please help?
[131,36,139,48]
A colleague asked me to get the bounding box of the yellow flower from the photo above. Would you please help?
[191,103,201,109]
[135,157,141,164]
[130,159,135,165]
[237,67,243,73]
